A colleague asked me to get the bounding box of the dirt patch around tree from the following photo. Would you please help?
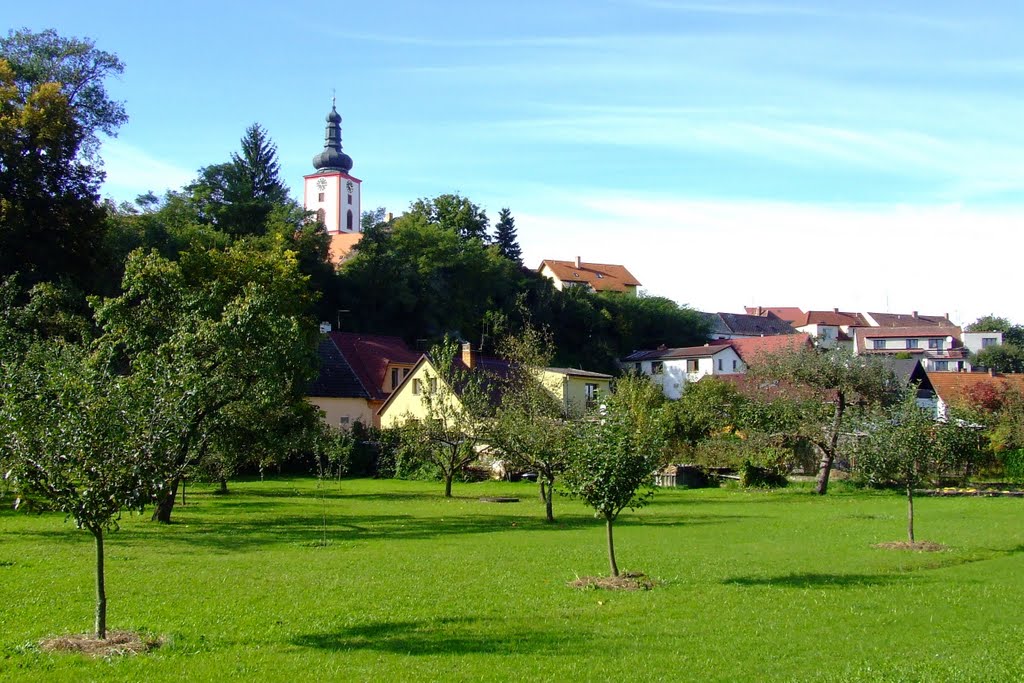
[872,541,948,552]
[570,571,655,591]
[39,631,163,657]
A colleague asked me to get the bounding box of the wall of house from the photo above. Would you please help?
[631,348,742,399]
[538,264,565,291]
[307,397,377,429]
[962,331,1003,355]
[563,375,611,413]
[378,361,467,429]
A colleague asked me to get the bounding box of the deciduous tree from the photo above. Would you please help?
[563,375,668,577]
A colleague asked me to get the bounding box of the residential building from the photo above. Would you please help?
[788,310,870,349]
[622,334,812,399]
[702,312,797,340]
[307,332,420,428]
[865,311,955,328]
[962,331,1004,356]
[853,326,970,372]
[926,370,1024,419]
[537,257,641,296]
[536,368,613,415]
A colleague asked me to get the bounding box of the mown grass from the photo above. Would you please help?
[1,477,1022,681]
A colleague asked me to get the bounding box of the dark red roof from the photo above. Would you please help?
[328,332,420,401]
[727,333,814,364]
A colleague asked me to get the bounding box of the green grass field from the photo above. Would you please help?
[1,477,1022,682]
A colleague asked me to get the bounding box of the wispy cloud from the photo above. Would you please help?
[99,140,195,201]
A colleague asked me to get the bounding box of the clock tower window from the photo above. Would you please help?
[347,210,354,231]
[318,192,325,202]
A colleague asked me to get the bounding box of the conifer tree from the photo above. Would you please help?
[494,207,522,265]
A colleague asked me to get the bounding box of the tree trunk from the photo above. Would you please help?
[906,483,915,543]
[538,479,547,503]
[91,526,107,640]
[544,476,555,523]
[219,477,228,494]
[606,516,619,577]
[152,477,180,523]
[444,473,453,498]
[815,393,846,495]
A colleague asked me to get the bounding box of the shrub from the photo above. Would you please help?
[1002,449,1024,485]
[739,459,789,488]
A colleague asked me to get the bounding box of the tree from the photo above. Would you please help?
[0,58,106,289]
[1,316,166,640]
[489,323,573,522]
[750,345,898,495]
[563,374,668,577]
[0,28,127,159]
[407,193,489,242]
[971,344,1024,374]
[858,396,981,543]
[92,244,319,522]
[185,123,292,237]
[397,339,495,497]
[493,208,522,264]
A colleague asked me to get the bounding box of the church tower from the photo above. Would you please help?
[303,100,361,233]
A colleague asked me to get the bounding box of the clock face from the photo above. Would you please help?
[315,178,327,191]
[346,180,354,191]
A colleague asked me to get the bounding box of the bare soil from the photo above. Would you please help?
[39,631,163,657]
[872,541,948,552]
[570,571,655,591]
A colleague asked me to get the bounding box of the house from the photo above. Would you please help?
[865,311,955,328]
[962,330,1004,356]
[926,370,1024,419]
[788,310,870,349]
[378,343,609,427]
[622,334,812,399]
[307,332,421,428]
[702,312,797,340]
[537,257,641,296]
[853,326,970,373]
[536,368,613,415]
[879,357,937,410]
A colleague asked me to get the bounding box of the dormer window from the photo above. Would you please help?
[596,273,604,279]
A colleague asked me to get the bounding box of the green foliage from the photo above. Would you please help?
[0,27,127,158]
[407,193,489,242]
[971,343,1024,373]
[1001,449,1024,485]
[739,459,789,488]
[493,207,522,264]
[0,58,106,290]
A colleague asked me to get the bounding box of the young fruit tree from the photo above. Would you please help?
[397,339,495,498]
[1,333,165,639]
[562,374,668,577]
[488,324,575,522]
[857,394,981,543]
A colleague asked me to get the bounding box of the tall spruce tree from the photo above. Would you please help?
[494,207,522,265]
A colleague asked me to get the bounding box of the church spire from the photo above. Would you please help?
[312,97,353,173]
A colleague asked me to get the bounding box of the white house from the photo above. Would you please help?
[622,344,743,399]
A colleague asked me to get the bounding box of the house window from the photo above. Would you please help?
[339,416,350,426]
[820,328,833,339]
[732,359,738,370]
[428,378,438,394]
[391,368,399,389]
[634,362,641,372]
[651,361,664,375]
[318,192,325,202]
[982,337,998,348]
[717,359,723,371]
[412,379,422,395]
[402,368,410,378]
[686,359,699,372]
[928,338,944,350]
[906,339,919,349]
[933,360,949,371]
[316,208,326,224]
[585,383,598,403]
[872,339,885,350]
[346,210,354,231]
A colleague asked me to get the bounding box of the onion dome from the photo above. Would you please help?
[312,101,353,173]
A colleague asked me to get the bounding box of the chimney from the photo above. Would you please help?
[461,342,477,369]
[757,306,763,316]
[912,311,919,319]
[575,256,582,268]
[833,307,839,314]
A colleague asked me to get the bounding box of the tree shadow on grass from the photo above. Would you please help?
[723,572,906,589]
[292,615,568,657]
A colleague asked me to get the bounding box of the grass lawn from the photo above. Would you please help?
[1,477,1022,681]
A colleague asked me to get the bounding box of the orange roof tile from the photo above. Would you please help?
[745,307,805,324]
[539,259,641,293]
[728,333,814,364]
[926,371,1024,405]
[328,233,363,265]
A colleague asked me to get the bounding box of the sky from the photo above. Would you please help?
[8,1,1024,325]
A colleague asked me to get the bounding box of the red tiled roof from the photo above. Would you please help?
[927,372,1024,405]
[328,332,420,401]
[728,333,814,364]
[868,312,954,328]
[792,310,870,327]
[539,259,641,293]
[745,307,804,324]
[328,233,363,265]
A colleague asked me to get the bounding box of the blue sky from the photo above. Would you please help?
[8,1,1024,324]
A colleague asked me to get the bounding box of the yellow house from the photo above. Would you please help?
[378,344,614,427]
[535,367,613,416]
